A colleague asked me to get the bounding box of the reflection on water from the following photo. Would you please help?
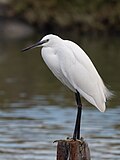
[0,35,120,160]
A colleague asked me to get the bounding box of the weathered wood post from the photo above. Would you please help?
[55,138,91,160]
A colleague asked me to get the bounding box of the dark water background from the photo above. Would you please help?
[0,34,120,159]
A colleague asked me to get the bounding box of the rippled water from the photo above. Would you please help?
[0,104,120,160]
[0,34,120,159]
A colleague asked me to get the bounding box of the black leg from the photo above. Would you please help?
[73,90,82,140]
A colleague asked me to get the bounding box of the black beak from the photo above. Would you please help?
[21,39,47,52]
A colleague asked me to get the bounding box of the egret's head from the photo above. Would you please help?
[22,34,60,52]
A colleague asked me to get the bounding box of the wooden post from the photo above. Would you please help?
[55,138,91,160]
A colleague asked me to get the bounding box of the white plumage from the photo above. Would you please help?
[40,34,111,112]
[22,34,112,112]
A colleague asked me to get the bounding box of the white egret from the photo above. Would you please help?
[22,34,112,140]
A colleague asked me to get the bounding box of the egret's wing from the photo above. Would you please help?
[64,40,111,112]
[65,40,103,84]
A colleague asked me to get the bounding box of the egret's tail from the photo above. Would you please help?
[98,87,113,112]
[105,87,113,101]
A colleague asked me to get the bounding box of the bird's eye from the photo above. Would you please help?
[46,39,49,42]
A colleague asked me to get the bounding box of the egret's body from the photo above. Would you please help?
[22,34,111,139]
[41,35,110,112]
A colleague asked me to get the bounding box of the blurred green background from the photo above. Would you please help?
[1,0,120,36]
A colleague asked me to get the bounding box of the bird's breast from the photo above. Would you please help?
[41,47,59,74]
[41,47,76,92]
